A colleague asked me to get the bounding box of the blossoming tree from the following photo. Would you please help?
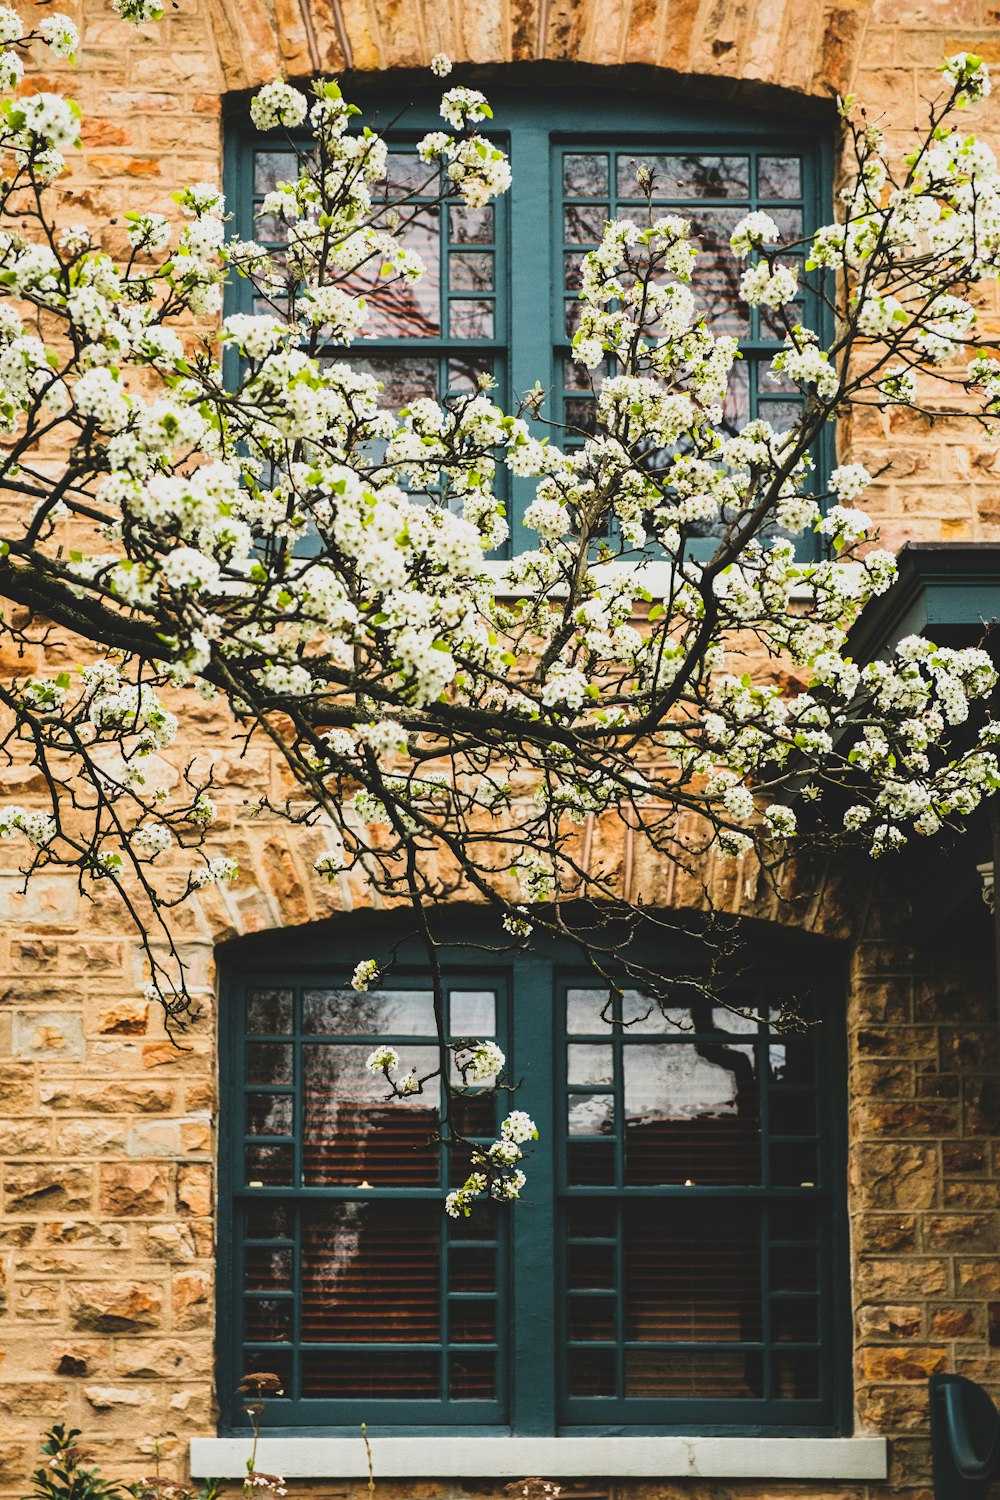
[0,6,998,1206]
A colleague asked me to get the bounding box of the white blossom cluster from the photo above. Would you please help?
[0,31,997,1189]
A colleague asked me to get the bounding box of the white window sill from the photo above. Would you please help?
[190,1435,888,1480]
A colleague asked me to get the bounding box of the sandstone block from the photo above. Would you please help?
[14,1282,60,1321]
[957,1259,1000,1297]
[41,1220,128,1249]
[930,1306,983,1339]
[0,1381,68,1417]
[98,1163,171,1216]
[94,999,149,1036]
[12,1011,85,1059]
[40,1079,175,1113]
[854,1215,917,1255]
[4,1165,91,1214]
[70,1283,162,1332]
[126,1120,182,1158]
[857,1257,949,1301]
[926,1214,998,1251]
[177,1164,211,1216]
[0,873,79,924]
[859,1345,947,1381]
[54,1120,127,1156]
[857,1143,938,1210]
[142,1222,198,1260]
[84,1385,147,1410]
[172,1270,210,1330]
[856,1303,922,1340]
[0,1065,35,1111]
[113,1336,212,1380]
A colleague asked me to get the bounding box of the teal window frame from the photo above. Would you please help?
[217,919,850,1437]
[223,85,834,561]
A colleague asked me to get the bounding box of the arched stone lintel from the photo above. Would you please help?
[204,0,872,105]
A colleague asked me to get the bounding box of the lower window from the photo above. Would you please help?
[218,928,847,1433]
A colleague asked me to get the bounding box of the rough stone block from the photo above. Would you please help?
[12,1011,85,1060]
[69,1282,163,1332]
[98,1163,171,1216]
[4,1165,92,1214]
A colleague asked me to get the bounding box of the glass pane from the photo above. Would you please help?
[302,1349,439,1398]
[771,1140,817,1186]
[625,1348,763,1398]
[382,150,434,196]
[247,1043,293,1086]
[773,1350,820,1399]
[770,1090,816,1135]
[568,1243,615,1289]
[564,153,609,198]
[624,1041,760,1185]
[450,990,496,1037]
[686,207,748,335]
[566,988,613,1034]
[450,1351,495,1399]
[623,1200,762,1342]
[771,1243,818,1293]
[449,204,493,243]
[568,1093,615,1136]
[449,300,493,339]
[346,354,438,409]
[254,149,297,195]
[301,1200,440,1343]
[450,1300,496,1342]
[566,1200,616,1240]
[348,211,440,338]
[246,1093,293,1137]
[772,1298,818,1342]
[446,357,491,395]
[568,1295,615,1341]
[242,1349,292,1396]
[564,204,607,245]
[302,988,436,1036]
[616,153,750,200]
[245,1144,293,1186]
[567,1044,613,1085]
[758,155,802,199]
[449,251,493,292]
[244,1297,292,1341]
[245,1202,292,1240]
[245,1245,292,1292]
[450,1247,496,1293]
[247,989,293,1035]
[567,1140,615,1185]
[450,1092,496,1142]
[302,1043,440,1186]
[567,1348,615,1396]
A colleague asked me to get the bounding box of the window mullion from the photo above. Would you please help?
[509,952,557,1435]
[507,120,554,542]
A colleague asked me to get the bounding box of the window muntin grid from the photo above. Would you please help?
[233,976,509,1424]
[222,940,845,1434]
[558,982,836,1425]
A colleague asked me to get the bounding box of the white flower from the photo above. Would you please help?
[250,80,309,132]
[829,464,872,502]
[501,1110,538,1145]
[439,87,491,130]
[462,1040,505,1082]
[366,1045,399,1074]
[730,211,780,258]
[351,958,379,992]
[430,53,452,77]
[0,7,20,43]
[38,13,78,58]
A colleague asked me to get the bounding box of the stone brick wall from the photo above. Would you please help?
[1,0,1000,1493]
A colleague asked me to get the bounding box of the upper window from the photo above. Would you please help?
[225,87,831,556]
[218,924,847,1435]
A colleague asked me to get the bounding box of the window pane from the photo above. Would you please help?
[247,989,293,1035]
[564,153,609,198]
[302,1349,439,1399]
[450,251,494,292]
[449,204,493,243]
[449,300,494,339]
[247,1043,293,1086]
[245,1297,292,1341]
[616,153,750,200]
[568,1093,615,1136]
[450,990,496,1036]
[345,354,438,408]
[567,1348,615,1397]
[568,1243,615,1289]
[566,987,613,1033]
[623,1200,762,1342]
[623,1041,760,1185]
[567,1044,613,1085]
[302,1044,440,1186]
[564,204,607,245]
[245,1144,293,1185]
[450,1351,495,1399]
[625,1348,763,1398]
[246,1093,293,1136]
[245,1245,292,1292]
[568,1295,615,1340]
[346,210,441,338]
[301,1200,440,1343]
[758,155,802,199]
[302,989,436,1036]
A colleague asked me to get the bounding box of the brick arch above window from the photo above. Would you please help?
[203,0,872,99]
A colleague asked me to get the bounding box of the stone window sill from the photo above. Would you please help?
[190,1435,888,1480]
